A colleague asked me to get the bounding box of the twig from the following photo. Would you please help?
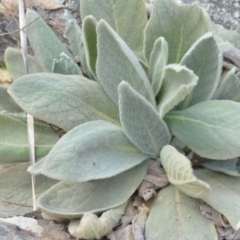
[2,200,32,208]
[0,3,64,37]
[18,0,36,211]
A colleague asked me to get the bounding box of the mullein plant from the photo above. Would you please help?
[1,0,240,238]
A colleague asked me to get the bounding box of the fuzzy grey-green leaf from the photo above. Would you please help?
[82,16,98,79]
[148,37,168,96]
[165,100,240,160]
[0,162,58,217]
[201,158,240,177]
[157,64,198,118]
[195,169,240,230]
[0,114,58,164]
[145,185,218,240]
[144,0,209,63]
[36,162,149,219]
[64,19,88,74]
[178,32,222,109]
[213,68,240,102]
[211,22,240,49]
[26,10,72,72]
[39,120,149,182]
[0,86,23,113]
[160,145,210,198]
[8,73,120,131]
[119,81,170,156]
[52,53,83,75]
[69,202,127,239]
[81,0,147,53]
[96,20,155,106]
[4,47,43,80]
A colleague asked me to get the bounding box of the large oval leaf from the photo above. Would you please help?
[178,32,222,109]
[160,145,210,198]
[195,169,240,230]
[165,100,240,160]
[4,47,43,80]
[96,20,155,106]
[0,162,57,217]
[157,64,198,118]
[36,162,149,219]
[38,120,149,182]
[8,73,120,131]
[144,0,209,63]
[145,185,218,240]
[26,10,72,72]
[81,0,147,53]
[0,114,58,164]
[119,81,171,156]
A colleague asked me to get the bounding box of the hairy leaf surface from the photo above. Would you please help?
[201,158,240,177]
[64,20,88,75]
[211,22,240,48]
[0,163,57,217]
[157,64,198,118]
[148,37,168,96]
[0,114,58,164]
[28,157,45,175]
[26,10,72,72]
[196,169,240,230]
[82,16,98,79]
[160,145,210,198]
[4,47,43,80]
[52,53,83,75]
[145,185,217,240]
[165,100,240,159]
[213,68,240,102]
[119,82,170,156]
[144,0,209,63]
[0,86,23,113]
[81,0,147,53]
[69,202,127,239]
[36,162,149,219]
[39,120,149,182]
[8,73,120,131]
[178,33,222,109]
[96,20,155,106]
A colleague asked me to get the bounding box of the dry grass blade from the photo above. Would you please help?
[18,0,36,211]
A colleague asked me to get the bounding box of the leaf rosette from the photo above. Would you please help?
[2,0,240,239]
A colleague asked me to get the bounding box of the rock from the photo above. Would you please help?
[0,220,39,240]
[0,0,240,65]
[0,212,77,240]
[0,0,80,64]
[180,0,240,30]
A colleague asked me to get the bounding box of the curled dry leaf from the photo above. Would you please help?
[120,200,138,228]
[107,225,134,240]
[223,61,240,72]
[201,203,230,228]
[138,161,169,201]
[107,204,150,240]
[132,205,150,240]
[223,49,240,69]
[201,203,240,240]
